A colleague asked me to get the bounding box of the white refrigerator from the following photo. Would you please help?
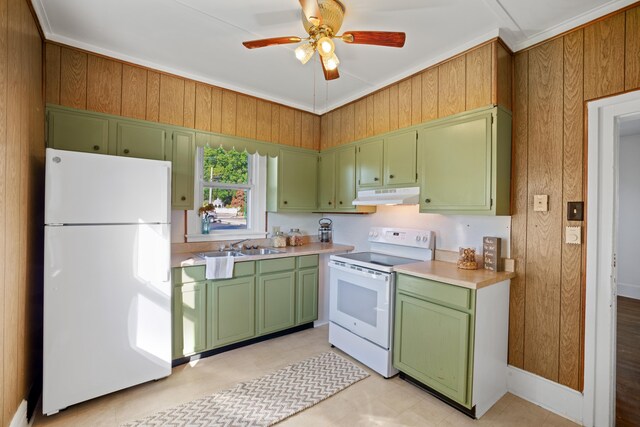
[43,148,172,415]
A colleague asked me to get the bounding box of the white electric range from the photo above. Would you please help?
[328,227,435,377]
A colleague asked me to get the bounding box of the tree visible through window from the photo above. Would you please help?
[200,147,251,230]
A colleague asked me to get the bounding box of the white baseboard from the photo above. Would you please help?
[618,282,640,300]
[9,400,29,427]
[507,366,583,424]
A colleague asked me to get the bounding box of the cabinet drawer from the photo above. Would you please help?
[233,261,255,277]
[396,274,472,311]
[297,255,319,269]
[173,266,206,284]
[258,257,295,274]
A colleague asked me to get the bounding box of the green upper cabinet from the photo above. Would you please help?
[318,151,336,210]
[115,121,168,160]
[335,146,357,209]
[208,276,256,348]
[172,130,195,209]
[47,109,109,154]
[384,130,417,186]
[357,139,384,187]
[417,107,511,215]
[267,148,318,212]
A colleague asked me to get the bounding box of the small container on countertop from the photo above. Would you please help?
[288,228,304,246]
[272,231,287,248]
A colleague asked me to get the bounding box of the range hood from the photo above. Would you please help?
[352,187,420,206]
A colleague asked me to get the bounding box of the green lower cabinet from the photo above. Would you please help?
[296,268,318,325]
[257,271,296,334]
[208,276,256,348]
[173,281,207,359]
[47,109,109,154]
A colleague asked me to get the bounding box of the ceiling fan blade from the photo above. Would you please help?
[320,59,339,81]
[341,31,406,48]
[299,0,322,27]
[242,36,302,49]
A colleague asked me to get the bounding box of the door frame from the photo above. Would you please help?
[584,89,640,427]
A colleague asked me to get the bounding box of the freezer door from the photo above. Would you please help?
[45,148,171,225]
[43,224,171,415]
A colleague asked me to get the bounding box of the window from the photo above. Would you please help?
[185,147,267,242]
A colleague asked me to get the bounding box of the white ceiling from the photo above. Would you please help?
[32,0,636,114]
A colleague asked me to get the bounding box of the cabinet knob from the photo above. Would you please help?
[425,198,431,203]
[93,145,100,151]
[123,149,130,154]
[181,196,186,201]
[339,201,343,205]
[284,201,288,205]
[374,177,379,181]
[389,174,395,179]
[328,201,332,205]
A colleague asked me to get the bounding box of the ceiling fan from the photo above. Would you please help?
[242,0,406,80]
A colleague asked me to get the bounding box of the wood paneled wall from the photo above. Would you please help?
[44,43,321,150]
[510,5,640,391]
[319,40,512,149]
[0,0,44,424]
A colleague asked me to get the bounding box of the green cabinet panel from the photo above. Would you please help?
[47,109,109,154]
[384,130,417,186]
[357,139,383,187]
[394,293,471,406]
[296,268,318,325]
[318,151,335,210]
[258,257,296,274]
[296,255,319,269]
[208,277,256,348]
[397,274,472,311]
[171,130,195,209]
[115,121,167,160]
[173,262,254,285]
[257,271,296,334]
[173,281,207,358]
[335,146,357,209]
[268,149,318,212]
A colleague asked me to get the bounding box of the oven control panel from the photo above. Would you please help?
[367,227,434,249]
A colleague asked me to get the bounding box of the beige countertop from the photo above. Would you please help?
[172,242,354,268]
[394,260,516,290]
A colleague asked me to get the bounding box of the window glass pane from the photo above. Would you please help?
[202,188,248,230]
[202,146,248,184]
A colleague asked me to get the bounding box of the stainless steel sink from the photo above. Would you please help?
[197,250,245,258]
[240,248,284,256]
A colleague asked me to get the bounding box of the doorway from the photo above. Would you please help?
[615,119,640,426]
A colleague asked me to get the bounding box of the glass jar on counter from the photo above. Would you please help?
[272,231,288,248]
[288,228,304,246]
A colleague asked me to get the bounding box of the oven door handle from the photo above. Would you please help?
[328,261,390,281]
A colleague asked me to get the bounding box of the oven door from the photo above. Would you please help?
[329,261,392,348]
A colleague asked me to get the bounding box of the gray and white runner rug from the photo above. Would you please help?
[121,351,369,426]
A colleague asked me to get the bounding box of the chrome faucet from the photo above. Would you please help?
[220,238,250,251]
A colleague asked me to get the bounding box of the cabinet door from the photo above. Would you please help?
[173,281,207,358]
[357,139,383,187]
[384,130,417,186]
[394,293,471,406]
[318,151,335,210]
[279,150,318,210]
[336,146,357,209]
[296,268,318,325]
[208,277,255,348]
[116,121,167,160]
[172,131,195,209]
[418,113,492,212]
[257,271,296,335]
[48,109,109,154]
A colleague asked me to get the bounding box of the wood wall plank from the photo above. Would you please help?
[559,29,584,390]
[509,51,528,369]
[301,113,314,149]
[221,90,236,136]
[44,43,60,104]
[354,98,367,140]
[466,44,492,110]
[584,13,625,100]
[313,115,321,150]
[374,88,390,135]
[366,95,374,137]
[320,112,328,149]
[438,56,465,117]
[421,68,438,122]
[236,94,256,139]
[210,87,222,133]
[87,55,121,115]
[497,42,513,110]
[256,99,271,142]
[398,79,412,129]
[194,83,212,131]
[159,74,184,126]
[279,106,294,146]
[293,110,302,146]
[60,47,87,109]
[389,84,399,131]
[271,104,280,144]
[0,0,7,419]
[524,38,564,381]
[121,65,147,120]
[183,80,195,129]
[411,74,422,125]
[145,71,160,122]
[626,7,640,90]
[331,110,341,148]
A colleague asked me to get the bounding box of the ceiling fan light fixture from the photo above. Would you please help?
[317,36,335,57]
[295,42,315,64]
[322,52,339,71]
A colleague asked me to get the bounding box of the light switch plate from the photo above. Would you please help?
[566,226,581,244]
[534,195,549,212]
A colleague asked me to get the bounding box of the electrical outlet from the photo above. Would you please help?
[567,201,584,221]
[534,195,549,212]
